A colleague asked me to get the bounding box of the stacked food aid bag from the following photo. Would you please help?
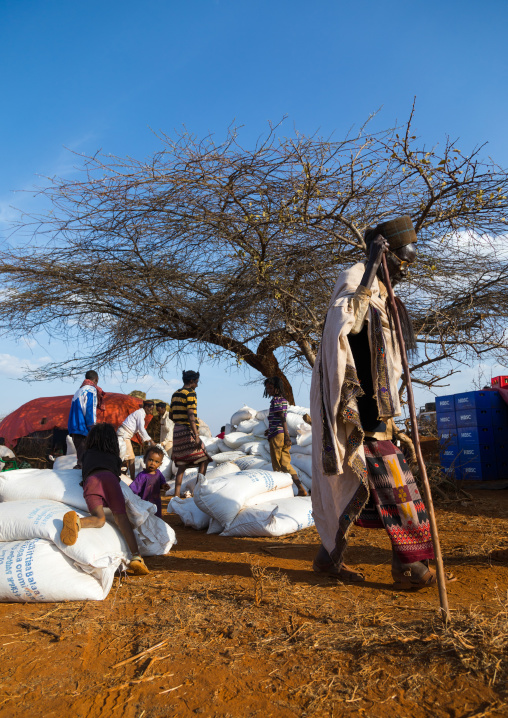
[0,467,176,603]
[168,404,315,537]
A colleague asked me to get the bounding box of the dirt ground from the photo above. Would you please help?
[0,489,507,718]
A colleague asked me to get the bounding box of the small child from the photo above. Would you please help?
[129,446,169,518]
[60,422,150,576]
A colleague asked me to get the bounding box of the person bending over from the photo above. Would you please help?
[169,370,210,498]
[310,215,456,588]
[60,422,149,576]
[264,377,308,497]
[129,446,169,518]
[117,400,155,480]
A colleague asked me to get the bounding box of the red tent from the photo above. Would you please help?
[0,393,150,449]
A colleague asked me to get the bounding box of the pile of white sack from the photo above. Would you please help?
[0,467,176,603]
[167,404,315,538]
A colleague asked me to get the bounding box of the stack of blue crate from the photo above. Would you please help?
[437,390,508,480]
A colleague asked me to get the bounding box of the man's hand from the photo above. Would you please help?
[283,432,292,447]
[367,234,389,269]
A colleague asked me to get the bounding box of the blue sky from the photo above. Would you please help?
[1,0,508,430]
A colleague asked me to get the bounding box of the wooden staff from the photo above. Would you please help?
[381,254,451,623]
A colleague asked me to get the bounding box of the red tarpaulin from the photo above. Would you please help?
[0,393,151,449]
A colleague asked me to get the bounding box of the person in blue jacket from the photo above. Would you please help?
[68,370,105,468]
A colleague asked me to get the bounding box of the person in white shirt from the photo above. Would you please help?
[117,400,155,479]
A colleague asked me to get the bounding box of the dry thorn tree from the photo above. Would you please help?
[1,113,508,402]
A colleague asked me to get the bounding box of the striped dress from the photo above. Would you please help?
[170,388,208,467]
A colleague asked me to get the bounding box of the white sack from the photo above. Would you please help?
[0,538,111,602]
[236,418,259,434]
[66,435,76,455]
[296,431,313,447]
[165,468,199,496]
[235,456,267,471]
[169,497,209,530]
[198,419,213,438]
[243,485,294,507]
[207,517,224,534]
[290,453,313,477]
[222,432,252,450]
[221,497,314,538]
[212,451,246,464]
[293,467,312,491]
[0,446,15,460]
[0,468,175,558]
[290,442,312,456]
[288,405,310,416]
[206,462,240,480]
[193,470,293,529]
[0,468,87,509]
[53,455,79,471]
[255,409,270,423]
[200,437,221,455]
[230,405,256,427]
[0,499,127,588]
[286,413,308,436]
[243,441,271,461]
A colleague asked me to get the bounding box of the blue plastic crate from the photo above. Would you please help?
[437,412,456,430]
[454,390,504,411]
[458,443,497,464]
[437,429,458,447]
[458,461,498,481]
[491,405,508,427]
[440,446,459,467]
[435,395,455,413]
[456,408,492,428]
[458,426,494,444]
[496,459,508,478]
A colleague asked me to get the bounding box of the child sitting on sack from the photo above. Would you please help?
[129,446,169,518]
[60,422,149,575]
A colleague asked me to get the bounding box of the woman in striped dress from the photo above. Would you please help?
[169,370,210,497]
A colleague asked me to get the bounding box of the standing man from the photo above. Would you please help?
[117,400,155,480]
[68,370,105,469]
[156,402,174,455]
[310,216,455,588]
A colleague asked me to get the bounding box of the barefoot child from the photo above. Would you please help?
[60,422,150,576]
[263,377,308,496]
[129,446,169,518]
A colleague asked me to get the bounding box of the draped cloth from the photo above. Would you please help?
[310,263,404,566]
[80,379,106,414]
[357,440,434,563]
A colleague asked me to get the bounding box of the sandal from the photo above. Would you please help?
[129,555,150,576]
[313,560,365,582]
[392,566,457,590]
[61,511,81,546]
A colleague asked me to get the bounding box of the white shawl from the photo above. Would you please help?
[310,263,403,562]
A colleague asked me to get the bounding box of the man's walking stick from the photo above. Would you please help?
[382,254,451,623]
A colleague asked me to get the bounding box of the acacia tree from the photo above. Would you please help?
[1,113,508,403]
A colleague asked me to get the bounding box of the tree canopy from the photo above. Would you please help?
[1,113,508,403]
